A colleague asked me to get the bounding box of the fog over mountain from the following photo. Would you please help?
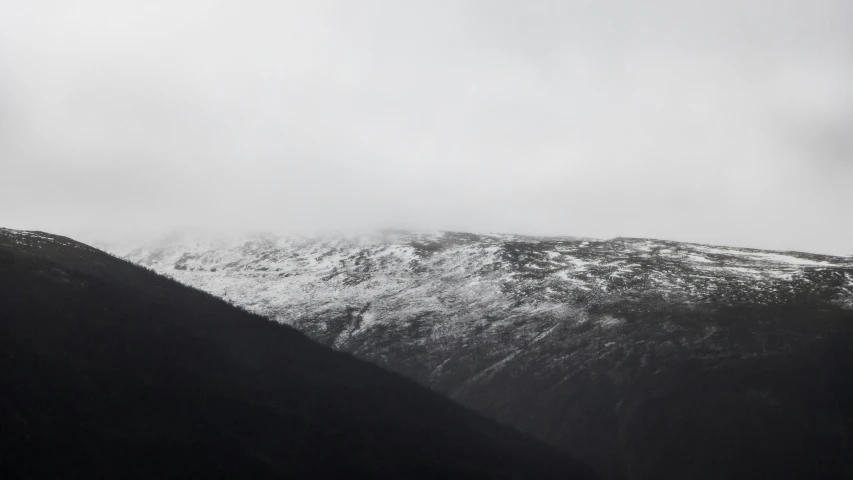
[2,3,853,478]
[1,1,852,254]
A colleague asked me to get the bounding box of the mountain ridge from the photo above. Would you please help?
[102,228,853,479]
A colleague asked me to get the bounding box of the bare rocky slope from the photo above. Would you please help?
[105,229,853,479]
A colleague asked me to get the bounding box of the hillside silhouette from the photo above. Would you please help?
[0,228,597,479]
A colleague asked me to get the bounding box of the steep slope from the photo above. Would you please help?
[0,228,597,480]
[108,230,853,480]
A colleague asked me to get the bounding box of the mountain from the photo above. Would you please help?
[0,227,598,479]
[105,229,853,480]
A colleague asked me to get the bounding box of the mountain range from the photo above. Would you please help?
[103,229,853,479]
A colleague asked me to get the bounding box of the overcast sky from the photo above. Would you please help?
[1,1,851,254]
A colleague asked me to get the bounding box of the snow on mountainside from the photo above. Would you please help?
[102,230,853,480]
[106,230,853,331]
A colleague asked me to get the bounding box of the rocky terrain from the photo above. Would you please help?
[105,230,853,479]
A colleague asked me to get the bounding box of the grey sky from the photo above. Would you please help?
[1,1,851,254]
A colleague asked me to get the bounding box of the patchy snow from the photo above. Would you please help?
[686,254,714,263]
[690,244,842,266]
[0,228,100,252]
[743,251,837,266]
[597,315,625,329]
[98,230,853,347]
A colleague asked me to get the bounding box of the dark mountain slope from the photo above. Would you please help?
[0,228,597,480]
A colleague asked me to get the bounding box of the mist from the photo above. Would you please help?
[1,1,851,254]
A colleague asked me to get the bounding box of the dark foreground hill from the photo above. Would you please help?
[110,230,853,479]
[0,228,597,479]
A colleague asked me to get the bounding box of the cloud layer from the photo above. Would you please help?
[1,1,851,253]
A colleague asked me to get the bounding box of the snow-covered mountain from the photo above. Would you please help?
[106,230,853,325]
[104,230,853,480]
